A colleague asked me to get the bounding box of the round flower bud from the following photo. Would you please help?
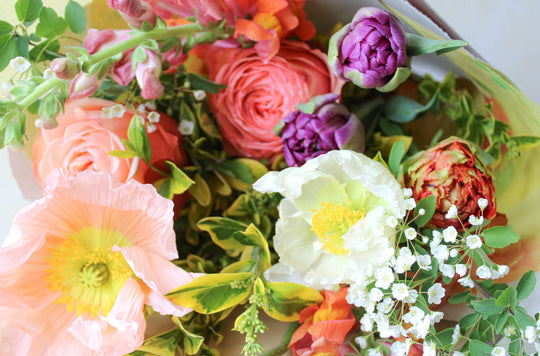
[280,93,365,167]
[328,7,410,92]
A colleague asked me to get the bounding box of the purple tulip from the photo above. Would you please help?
[328,7,410,92]
[280,93,365,167]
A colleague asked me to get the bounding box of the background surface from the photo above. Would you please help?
[0,0,539,300]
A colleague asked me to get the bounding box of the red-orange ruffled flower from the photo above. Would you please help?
[289,287,357,356]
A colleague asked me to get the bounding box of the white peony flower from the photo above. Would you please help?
[254,150,406,290]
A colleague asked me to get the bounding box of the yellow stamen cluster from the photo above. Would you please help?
[46,227,133,316]
[311,201,365,255]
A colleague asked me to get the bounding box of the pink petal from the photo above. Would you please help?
[68,278,146,355]
[115,245,198,317]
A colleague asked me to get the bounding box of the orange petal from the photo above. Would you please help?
[234,19,273,41]
[308,318,355,344]
[256,0,289,14]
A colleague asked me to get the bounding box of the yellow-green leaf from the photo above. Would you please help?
[171,317,204,355]
[188,173,211,207]
[221,259,257,274]
[233,224,271,271]
[197,217,248,256]
[222,158,268,192]
[262,281,323,322]
[167,273,253,314]
[166,160,194,195]
[137,329,181,356]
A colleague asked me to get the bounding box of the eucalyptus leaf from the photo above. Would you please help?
[406,33,467,56]
[383,92,438,123]
[388,139,405,175]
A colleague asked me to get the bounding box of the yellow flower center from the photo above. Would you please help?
[311,201,365,255]
[46,227,133,316]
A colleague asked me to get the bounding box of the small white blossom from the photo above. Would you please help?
[137,104,146,113]
[193,90,206,101]
[418,208,426,216]
[394,248,416,274]
[468,215,484,226]
[369,288,384,303]
[491,346,506,356]
[146,123,157,133]
[360,314,374,332]
[43,68,54,80]
[498,265,510,277]
[452,324,461,345]
[147,111,160,123]
[390,340,409,356]
[403,306,425,324]
[375,267,395,290]
[404,227,417,240]
[405,198,416,210]
[427,283,445,304]
[355,336,367,349]
[478,198,489,210]
[453,352,466,356]
[178,119,195,135]
[504,325,516,337]
[466,234,483,249]
[450,248,459,258]
[524,325,537,343]
[430,231,442,250]
[145,102,156,110]
[458,276,474,288]
[422,341,436,356]
[416,255,432,271]
[455,264,467,277]
[10,57,31,72]
[34,118,44,128]
[403,288,418,304]
[443,226,458,243]
[445,204,458,219]
[440,264,455,278]
[422,236,429,244]
[386,216,398,228]
[377,297,394,314]
[402,188,413,198]
[476,265,492,279]
[368,348,382,356]
[392,283,410,301]
[432,244,449,263]
[430,311,444,325]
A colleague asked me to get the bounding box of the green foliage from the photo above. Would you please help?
[65,1,86,34]
[413,195,436,227]
[187,73,226,94]
[126,115,152,162]
[262,281,323,322]
[406,33,467,56]
[483,225,521,248]
[388,139,405,175]
[383,93,438,124]
[15,0,43,24]
[516,271,536,301]
[35,7,68,38]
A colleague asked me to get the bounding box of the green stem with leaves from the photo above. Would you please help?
[18,77,64,109]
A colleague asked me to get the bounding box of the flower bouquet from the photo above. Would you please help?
[1,0,540,355]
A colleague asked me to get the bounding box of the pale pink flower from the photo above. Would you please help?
[135,49,164,99]
[69,72,103,99]
[108,0,156,28]
[0,171,197,355]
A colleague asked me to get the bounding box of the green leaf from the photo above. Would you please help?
[171,317,204,355]
[426,327,454,349]
[137,329,181,356]
[516,270,536,301]
[221,259,257,274]
[471,298,506,315]
[468,339,492,355]
[0,21,13,35]
[35,7,68,39]
[108,149,138,159]
[15,0,42,23]
[127,115,152,162]
[188,173,211,207]
[413,195,436,228]
[187,73,226,94]
[513,306,536,329]
[495,311,509,334]
[406,33,467,56]
[447,291,470,304]
[262,281,323,322]
[29,38,61,61]
[166,160,194,195]
[388,139,405,175]
[197,217,248,255]
[509,135,540,152]
[14,35,29,59]
[483,225,520,248]
[232,224,271,270]
[383,93,438,124]
[167,273,253,314]
[495,286,517,308]
[217,160,255,184]
[0,35,17,72]
[65,1,86,34]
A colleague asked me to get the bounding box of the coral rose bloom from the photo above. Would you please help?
[32,98,187,187]
[208,41,343,160]
[0,171,196,355]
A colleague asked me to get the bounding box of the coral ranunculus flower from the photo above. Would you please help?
[289,287,357,356]
[0,171,196,355]
[207,41,342,161]
[32,98,188,188]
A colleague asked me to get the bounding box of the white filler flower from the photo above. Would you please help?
[253,150,406,290]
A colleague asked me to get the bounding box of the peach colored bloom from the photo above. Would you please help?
[32,98,187,188]
[207,41,343,160]
[0,171,196,355]
[289,287,357,356]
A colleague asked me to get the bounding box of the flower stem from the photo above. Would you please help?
[18,77,64,109]
[260,322,299,356]
[87,23,205,65]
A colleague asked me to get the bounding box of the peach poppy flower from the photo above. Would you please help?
[0,171,196,355]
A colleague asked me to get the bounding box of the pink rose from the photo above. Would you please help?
[207,41,343,160]
[32,98,188,187]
